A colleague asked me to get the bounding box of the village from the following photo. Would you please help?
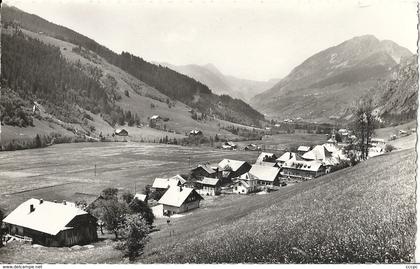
[0,125,400,250]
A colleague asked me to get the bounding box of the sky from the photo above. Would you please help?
[7,0,418,81]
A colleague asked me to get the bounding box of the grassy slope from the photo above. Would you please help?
[2,29,242,144]
[141,148,416,263]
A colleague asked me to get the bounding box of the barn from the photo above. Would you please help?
[217,159,251,182]
[158,186,203,215]
[3,198,97,247]
[191,164,216,179]
[114,129,128,136]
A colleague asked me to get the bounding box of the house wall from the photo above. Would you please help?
[197,185,220,196]
[233,183,249,194]
[5,214,97,247]
[163,200,201,214]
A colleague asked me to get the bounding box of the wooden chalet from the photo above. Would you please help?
[248,164,281,187]
[217,159,251,182]
[191,164,216,179]
[158,186,203,214]
[195,177,221,196]
[3,198,97,247]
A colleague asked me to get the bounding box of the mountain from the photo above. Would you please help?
[250,35,413,123]
[368,55,418,124]
[158,62,278,102]
[1,5,265,146]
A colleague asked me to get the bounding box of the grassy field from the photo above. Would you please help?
[141,148,416,263]
[0,142,415,263]
[0,142,259,213]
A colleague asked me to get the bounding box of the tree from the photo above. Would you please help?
[0,207,4,247]
[122,191,134,204]
[116,214,150,262]
[92,199,128,239]
[101,187,119,200]
[351,98,376,160]
[129,199,155,226]
[34,134,42,148]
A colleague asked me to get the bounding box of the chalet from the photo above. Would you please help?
[276,152,298,167]
[150,115,161,121]
[151,177,182,191]
[196,177,221,196]
[191,164,216,179]
[134,193,147,203]
[222,141,237,150]
[244,144,261,151]
[114,129,128,136]
[281,160,325,180]
[255,152,278,166]
[297,146,311,155]
[248,165,280,187]
[371,138,386,148]
[3,198,97,247]
[232,172,258,194]
[158,186,203,214]
[217,159,251,182]
[368,146,384,158]
[189,129,203,136]
[302,145,339,168]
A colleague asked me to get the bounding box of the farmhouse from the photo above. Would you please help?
[232,172,259,194]
[196,177,221,196]
[151,177,182,191]
[114,129,128,136]
[276,152,298,167]
[281,159,325,180]
[255,152,278,166]
[222,141,237,150]
[191,164,216,179]
[189,129,203,136]
[217,159,251,182]
[158,186,203,214]
[3,198,97,247]
[371,138,386,147]
[248,165,280,187]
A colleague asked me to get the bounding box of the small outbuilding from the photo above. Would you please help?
[114,129,128,136]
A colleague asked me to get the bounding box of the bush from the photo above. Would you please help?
[129,199,155,226]
[385,144,396,153]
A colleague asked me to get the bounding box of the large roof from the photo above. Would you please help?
[198,177,220,186]
[255,152,276,164]
[3,198,87,236]
[302,145,331,161]
[249,165,280,182]
[277,152,297,162]
[158,187,202,207]
[282,160,323,172]
[193,164,216,174]
[218,159,247,172]
[152,177,180,189]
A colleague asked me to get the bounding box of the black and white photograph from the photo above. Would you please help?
[0,0,418,265]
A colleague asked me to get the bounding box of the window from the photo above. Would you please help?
[235,186,238,190]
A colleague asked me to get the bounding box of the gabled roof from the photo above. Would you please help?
[169,174,187,185]
[302,145,331,161]
[158,187,203,207]
[152,177,180,189]
[192,164,216,174]
[255,152,276,164]
[282,160,323,172]
[239,172,258,181]
[218,159,247,172]
[198,177,220,186]
[277,152,297,162]
[232,179,250,188]
[150,115,161,120]
[249,165,280,182]
[134,193,147,202]
[297,146,310,152]
[3,198,88,236]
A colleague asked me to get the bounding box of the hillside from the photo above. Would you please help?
[0,5,265,146]
[250,35,413,122]
[141,148,415,263]
[159,62,278,102]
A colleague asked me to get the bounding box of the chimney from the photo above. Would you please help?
[39,199,43,204]
[30,204,35,213]
[62,200,67,205]
[180,186,183,192]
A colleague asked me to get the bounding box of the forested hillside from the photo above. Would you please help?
[2,5,264,126]
[1,31,137,127]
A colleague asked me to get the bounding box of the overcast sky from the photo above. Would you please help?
[7,0,418,81]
